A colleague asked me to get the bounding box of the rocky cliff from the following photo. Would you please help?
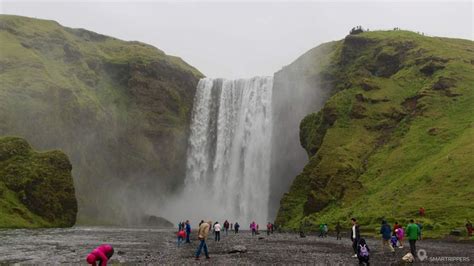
[0,15,203,224]
[275,30,474,237]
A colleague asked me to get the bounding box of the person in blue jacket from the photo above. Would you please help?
[185,220,191,243]
[380,220,395,252]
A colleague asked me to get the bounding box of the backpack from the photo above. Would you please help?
[359,244,369,257]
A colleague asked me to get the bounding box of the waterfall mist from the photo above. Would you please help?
[162,77,273,225]
[268,44,334,220]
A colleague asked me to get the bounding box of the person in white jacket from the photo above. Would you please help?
[214,222,221,242]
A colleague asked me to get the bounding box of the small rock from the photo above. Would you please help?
[228,245,247,254]
[258,237,265,240]
[117,250,125,255]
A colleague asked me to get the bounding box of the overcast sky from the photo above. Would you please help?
[1,1,472,78]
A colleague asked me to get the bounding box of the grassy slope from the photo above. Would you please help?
[276,30,474,238]
[0,136,77,228]
[0,15,204,224]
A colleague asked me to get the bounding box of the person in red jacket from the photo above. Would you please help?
[86,244,114,266]
[419,207,425,216]
[177,229,186,247]
[393,222,400,235]
[267,222,272,235]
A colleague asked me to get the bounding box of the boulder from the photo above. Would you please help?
[228,245,247,254]
[140,215,173,228]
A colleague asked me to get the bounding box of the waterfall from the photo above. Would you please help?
[181,77,273,225]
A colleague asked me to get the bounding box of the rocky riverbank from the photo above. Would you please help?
[0,227,472,264]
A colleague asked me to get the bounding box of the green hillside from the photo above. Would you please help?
[0,15,203,224]
[0,136,77,228]
[275,30,474,238]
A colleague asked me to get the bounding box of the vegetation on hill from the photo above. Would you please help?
[0,136,77,228]
[275,30,474,238]
[0,15,203,224]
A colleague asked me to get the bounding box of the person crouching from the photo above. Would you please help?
[86,244,114,266]
[357,238,370,266]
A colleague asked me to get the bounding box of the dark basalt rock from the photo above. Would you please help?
[140,215,174,228]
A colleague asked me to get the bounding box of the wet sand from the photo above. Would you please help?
[0,227,472,264]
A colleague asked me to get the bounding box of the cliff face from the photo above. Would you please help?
[0,15,203,224]
[269,42,337,219]
[275,31,474,237]
[0,136,77,228]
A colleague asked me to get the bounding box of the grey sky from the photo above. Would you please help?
[1,1,472,78]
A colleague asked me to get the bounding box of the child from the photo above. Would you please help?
[177,229,186,247]
[357,238,370,265]
[390,234,398,249]
[395,227,405,248]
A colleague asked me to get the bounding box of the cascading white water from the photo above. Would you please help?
[181,77,273,225]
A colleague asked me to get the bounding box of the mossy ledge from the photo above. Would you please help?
[0,136,77,228]
[275,30,474,238]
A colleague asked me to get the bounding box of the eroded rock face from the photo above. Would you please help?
[0,136,77,227]
[0,15,203,224]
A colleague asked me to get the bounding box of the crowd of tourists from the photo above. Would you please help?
[84,207,471,265]
[174,219,276,260]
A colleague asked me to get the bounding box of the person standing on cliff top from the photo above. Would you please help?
[350,218,360,258]
[195,220,212,260]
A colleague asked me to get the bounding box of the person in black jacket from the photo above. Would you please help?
[350,218,361,257]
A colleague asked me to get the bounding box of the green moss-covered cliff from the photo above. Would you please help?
[0,136,77,228]
[0,15,203,224]
[275,30,474,237]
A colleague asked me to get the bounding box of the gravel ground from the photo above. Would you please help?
[0,227,472,264]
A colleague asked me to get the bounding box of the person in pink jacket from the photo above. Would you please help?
[250,221,257,236]
[396,227,405,248]
[86,244,114,266]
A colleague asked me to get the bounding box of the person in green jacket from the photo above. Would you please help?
[406,219,420,258]
[319,224,325,237]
